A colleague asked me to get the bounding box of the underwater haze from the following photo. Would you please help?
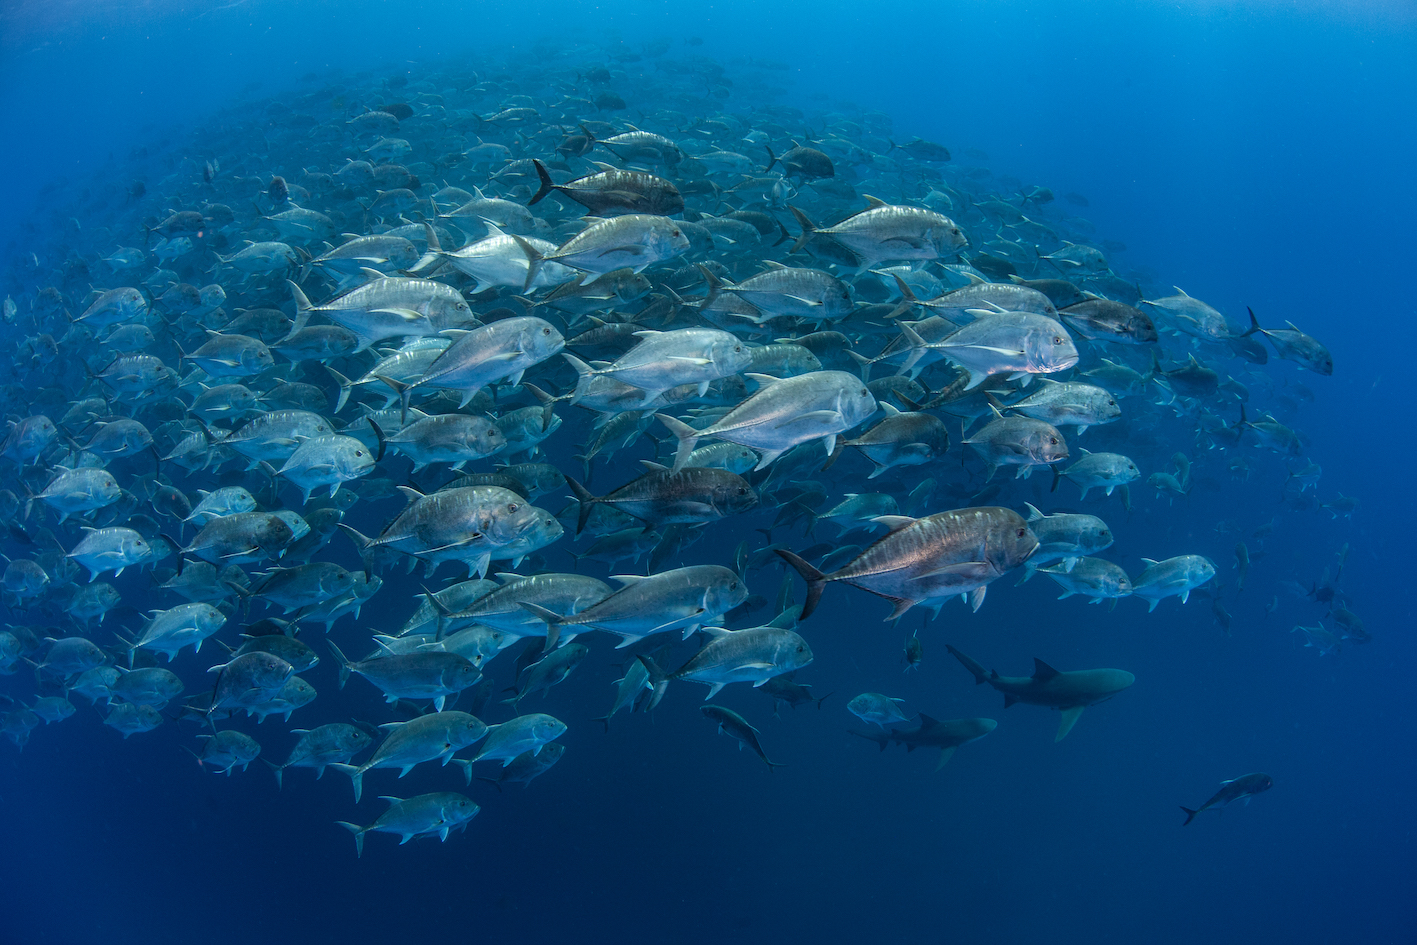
[1,2,1414,944]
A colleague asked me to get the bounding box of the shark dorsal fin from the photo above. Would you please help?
[916,712,938,728]
[1032,658,1060,681]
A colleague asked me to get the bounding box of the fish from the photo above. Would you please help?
[701,704,783,770]
[880,714,997,770]
[778,506,1038,619]
[1180,773,1273,826]
[337,792,480,857]
[947,646,1136,741]
[0,36,1353,891]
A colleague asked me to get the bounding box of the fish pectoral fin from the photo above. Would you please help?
[668,356,713,365]
[1055,705,1085,741]
[914,561,989,579]
[773,409,841,430]
[370,308,427,322]
[597,244,649,258]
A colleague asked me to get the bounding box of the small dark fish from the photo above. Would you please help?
[1181,773,1273,825]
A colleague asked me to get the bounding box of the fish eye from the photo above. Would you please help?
[1049,437,1058,444]
[729,581,738,589]
[355,451,364,457]
[859,388,868,396]
[1017,528,1026,538]
[1053,337,1064,345]
[543,327,551,335]
[508,503,519,512]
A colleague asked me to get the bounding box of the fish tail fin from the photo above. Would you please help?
[564,475,598,536]
[529,159,556,206]
[326,365,355,413]
[1243,306,1262,337]
[327,639,352,689]
[518,601,565,652]
[1180,806,1199,826]
[510,234,544,293]
[560,352,596,406]
[697,263,723,309]
[336,523,375,566]
[763,144,777,173]
[476,775,504,792]
[263,758,284,790]
[335,821,367,856]
[846,349,873,383]
[787,205,815,254]
[635,653,670,687]
[331,763,363,803]
[775,549,827,620]
[371,373,412,424]
[654,413,700,473]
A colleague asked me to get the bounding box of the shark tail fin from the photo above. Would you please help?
[1180,806,1199,826]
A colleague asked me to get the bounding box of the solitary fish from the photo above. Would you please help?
[1180,773,1274,826]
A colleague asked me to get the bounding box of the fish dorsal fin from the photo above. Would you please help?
[1024,502,1045,522]
[397,485,426,506]
[1032,658,1060,681]
[760,260,787,270]
[611,574,647,586]
[700,626,732,639]
[862,194,888,209]
[377,721,405,731]
[1142,557,1160,566]
[494,572,522,584]
[639,459,669,472]
[1174,285,1190,297]
[591,161,618,173]
[484,220,507,238]
[745,372,781,387]
[917,712,939,728]
[872,514,916,533]
[878,402,901,417]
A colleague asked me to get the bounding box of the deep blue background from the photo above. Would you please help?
[1,2,1414,943]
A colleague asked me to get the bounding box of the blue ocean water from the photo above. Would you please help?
[1,2,1413,943]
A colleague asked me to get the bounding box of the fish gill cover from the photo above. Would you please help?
[0,2,1414,944]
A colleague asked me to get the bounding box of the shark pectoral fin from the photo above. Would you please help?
[1002,694,1018,708]
[1056,705,1085,741]
[934,747,957,771]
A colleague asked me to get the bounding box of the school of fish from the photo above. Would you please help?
[0,40,1361,847]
